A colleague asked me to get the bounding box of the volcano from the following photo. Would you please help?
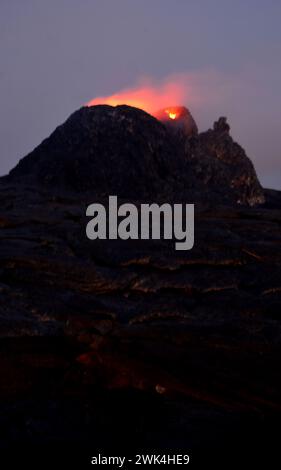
[0,102,280,463]
[6,104,264,205]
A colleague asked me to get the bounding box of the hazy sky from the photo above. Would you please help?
[1,0,280,188]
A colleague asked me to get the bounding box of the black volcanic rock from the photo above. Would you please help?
[6,104,264,205]
[0,180,280,458]
[8,105,186,199]
[186,117,265,206]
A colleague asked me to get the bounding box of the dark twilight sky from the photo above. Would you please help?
[0,0,281,188]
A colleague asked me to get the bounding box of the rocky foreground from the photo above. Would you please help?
[0,184,280,457]
[0,105,280,464]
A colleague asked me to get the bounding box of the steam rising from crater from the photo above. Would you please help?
[87,77,189,116]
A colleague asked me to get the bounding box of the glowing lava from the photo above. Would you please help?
[86,79,185,117]
[86,80,198,136]
[166,110,177,120]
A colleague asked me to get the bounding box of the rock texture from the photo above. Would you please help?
[188,117,265,206]
[0,105,279,463]
[6,105,264,206]
[0,182,280,458]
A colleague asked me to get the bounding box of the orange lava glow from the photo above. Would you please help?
[86,79,186,116]
[166,110,177,120]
